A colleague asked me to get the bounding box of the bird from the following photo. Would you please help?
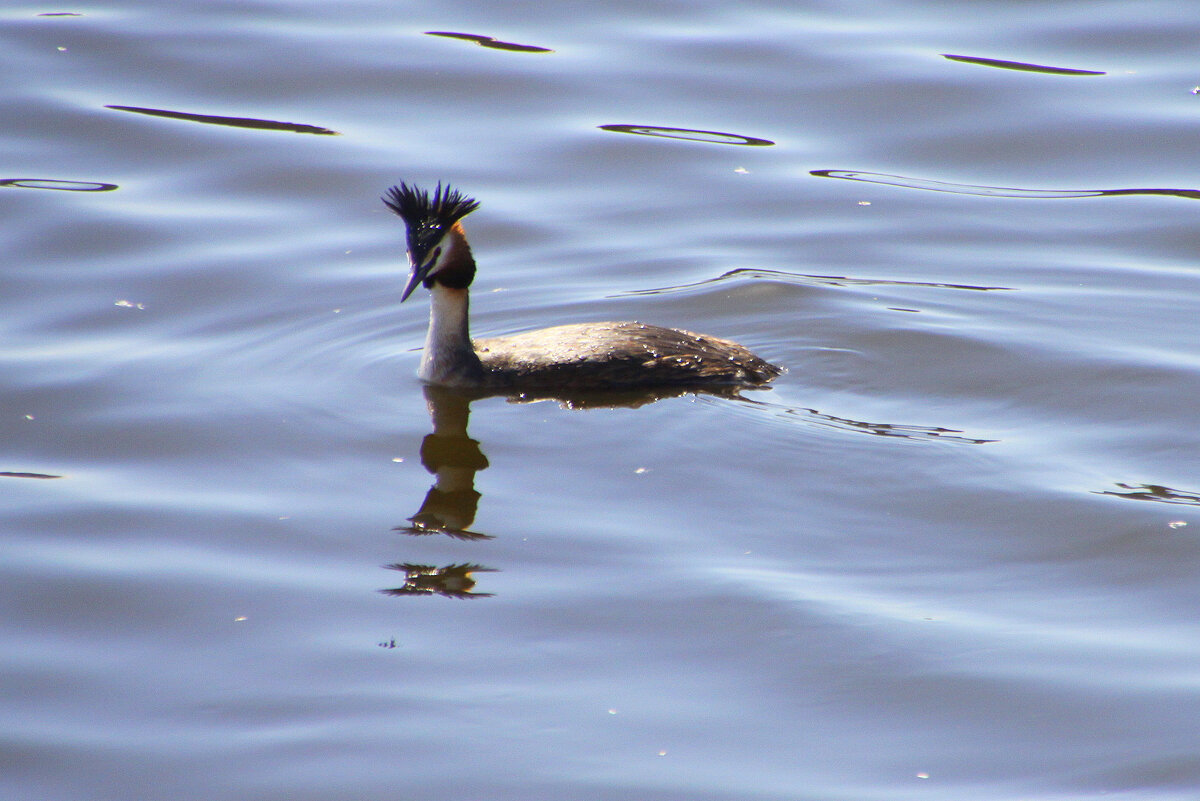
[382,182,782,393]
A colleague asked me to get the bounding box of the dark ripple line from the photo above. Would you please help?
[810,170,1200,201]
[1095,483,1200,506]
[106,105,339,135]
[793,407,996,444]
[0,471,62,479]
[1,178,117,192]
[730,397,996,445]
[599,124,774,147]
[942,54,1105,76]
[425,31,553,53]
[621,267,1011,296]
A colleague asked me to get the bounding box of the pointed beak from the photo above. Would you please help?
[400,249,431,303]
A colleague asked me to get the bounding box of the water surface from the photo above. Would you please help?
[5,1,1200,799]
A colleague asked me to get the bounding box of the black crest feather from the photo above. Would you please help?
[384,182,481,297]
[382,181,480,232]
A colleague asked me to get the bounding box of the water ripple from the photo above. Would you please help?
[730,396,996,445]
[942,53,1105,76]
[1,179,117,192]
[1096,483,1200,506]
[425,31,553,53]
[105,105,339,135]
[811,170,1200,201]
[621,267,1011,296]
[599,124,774,146]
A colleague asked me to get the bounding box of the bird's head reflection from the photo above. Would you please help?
[380,562,497,599]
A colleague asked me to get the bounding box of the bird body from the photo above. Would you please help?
[384,183,782,392]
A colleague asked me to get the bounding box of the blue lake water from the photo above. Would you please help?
[5,1,1200,799]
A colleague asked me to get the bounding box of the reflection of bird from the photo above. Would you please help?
[383,183,782,391]
[380,563,497,599]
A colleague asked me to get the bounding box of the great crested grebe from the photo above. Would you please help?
[383,182,783,391]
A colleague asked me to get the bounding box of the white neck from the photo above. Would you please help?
[418,284,483,385]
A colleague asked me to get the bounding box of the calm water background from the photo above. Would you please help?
[5,1,1200,799]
